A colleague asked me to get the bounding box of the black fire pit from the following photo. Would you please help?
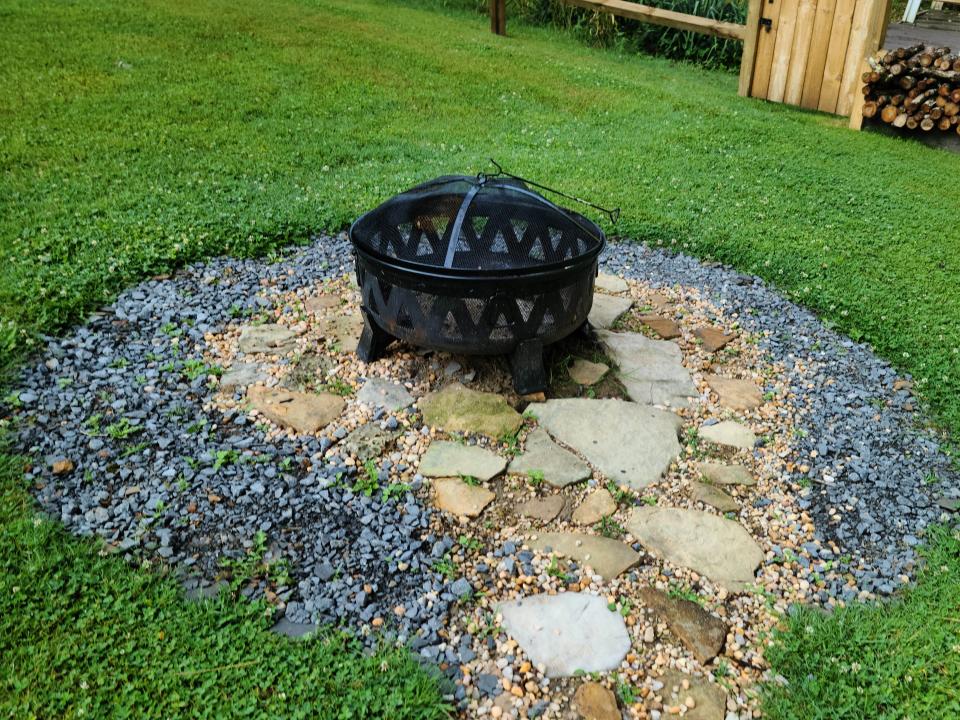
[348,172,609,394]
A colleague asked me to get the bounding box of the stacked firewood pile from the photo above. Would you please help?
[861,45,960,133]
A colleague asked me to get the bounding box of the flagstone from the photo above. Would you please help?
[639,315,681,340]
[433,477,495,518]
[588,294,633,330]
[596,330,696,408]
[498,592,631,677]
[572,490,617,526]
[247,386,344,434]
[595,273,629,293]
[527,532,640,580]
[695,462,756,486]
[517,495,566,524]
[639,588,727,664]
[704,374,762,411]
[419,441,507,482]
[568,358,609,386]
[508,428,591,488]
[626,507,763,591]
[534,399,681,489]
[690,482,739,513]
[699,421,756,449]
[420,383,522,438]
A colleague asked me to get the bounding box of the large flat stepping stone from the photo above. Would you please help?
[626,507,763,591]
[658,670,726,720]
[595,273,629,294]
[639,588,727,664]
[534,399,681,489]
[304,293,340,315]
[588,294,633,330]
[238,324,297,354]
[527,532,640,580]
[699,421,756,450]
[517,495,566,524]
[419,441,506,482]
[420,383,522,438]
[433,477,494,518]
[690,482,738,513]
[639,314,681,340]
[695,461,756,486]
[596,330,696,408]
[693,326,736,352]
[247,386,345,434]
[220,362,267,391]
[704,375,762,411]
[572,489,617,526]
[569,358,608,386]
[508,428,591,488]
[498,592,631,677]
[356,378,413,411]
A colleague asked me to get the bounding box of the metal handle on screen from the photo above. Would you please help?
[480,159,620,225]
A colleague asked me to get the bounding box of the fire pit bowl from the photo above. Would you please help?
[349,174,607,394]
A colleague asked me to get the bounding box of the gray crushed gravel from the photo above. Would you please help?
[9,229,959,668]
[603,241,960,597]
[12,232,460,663]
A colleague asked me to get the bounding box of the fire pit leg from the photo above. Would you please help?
[510,339,546,395]
[356,309,394,362]
[575,320,595,342]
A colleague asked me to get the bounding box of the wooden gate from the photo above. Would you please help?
[743,0,890,115]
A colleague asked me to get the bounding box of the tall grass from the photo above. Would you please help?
[449,0,746,70]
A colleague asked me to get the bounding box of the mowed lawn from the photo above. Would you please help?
[1,1,959,718]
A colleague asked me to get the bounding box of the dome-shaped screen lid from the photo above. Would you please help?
[350,167,615,273]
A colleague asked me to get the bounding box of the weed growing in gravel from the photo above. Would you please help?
[459,474,479,487]
[353,460,380,496]
[213,449,239,471]
[668,582,704,606]
[498,430,522,457]
[182,359,222,381]
[381,482,408,503]
[432,554,455,579]
[606,480,633,506]
[105,418,141,440]
[219,531,291,592]
[595,516,625,539]
[319,378,353,397]
[458,534,482,553]
[83,414,103,436]
[616,678,639,705]
[527,469,545,488]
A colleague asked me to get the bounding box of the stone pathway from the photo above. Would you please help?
[22,245,932,720]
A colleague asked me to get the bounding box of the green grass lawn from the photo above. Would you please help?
[1,0,959,717]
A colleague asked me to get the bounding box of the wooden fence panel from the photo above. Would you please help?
[751,0,785,98]
[817,0,857,112]
[784,0,818,104]
[836,0,875,115]
[767,0,800,102]
[800,0,839,109]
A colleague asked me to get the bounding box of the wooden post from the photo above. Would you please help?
[490,0,506,35]
[849,0,889,128]
[739,0,764,96]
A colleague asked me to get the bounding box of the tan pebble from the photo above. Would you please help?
[501,678,512,691]
[510,686,523,698]
[490,708,503,719]
[519,661,531,674]
[684,696,696,709]
[371,617,383,628]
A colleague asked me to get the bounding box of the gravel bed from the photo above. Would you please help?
[13,232,455,656]
[9,228,960,701]
[602,242,960,595]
